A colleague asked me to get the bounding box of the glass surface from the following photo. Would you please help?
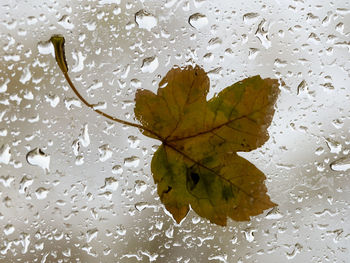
[1,0,349,262]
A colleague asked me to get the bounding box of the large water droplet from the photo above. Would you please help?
[135,10,157,31]
[26,148,50,171]
[330,157,350,171]
[141,56,158,73]
[188,13,208,29]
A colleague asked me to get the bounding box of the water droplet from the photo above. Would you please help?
[242,228,256,242]
[330,157,350,171]
[128,136,140,148]
[98,144,112,162]
[80,124,90,147]
[0,175,14,188]
[58,15,74,30]
[4,224,15,235]
[207,37,222,50]
[135,10,157,31]
[26,148,50,171]
[37,40,54,55]
[243,13,259,24]
[141,56,158,73]
[326,138,342,154]
[19,66,32,84]
[35,187,49,200]
[297,80,308,95]
[19,176,33,194]
[112,165,123,175]
[255,19,271,49]
[100,177,118,191]
[188,13,208,29]
[0,78,10,93]
[265,207,283,219]
[134,180,147,195]
[86,228,98,243]
[124,156,140,168]
[71,51,86,73]
[315,146,324,156]
[0,144,11,164]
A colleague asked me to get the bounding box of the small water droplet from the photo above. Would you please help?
[128,136,140,148]
[112,165,123,175]
[207,37,222,50]
[134,180,147,195]
[326,138,342,154]
[26,148,50,171]
[255,19,271,49]
[188,13,208,29]
[37,40,54,55]
[141,56,158,73]
[35,187,49,200]
[58,15,75,30]
[98,144,112,162]
[4,224,15,236]
[135,10,157,31]
[124,156,140,168]
[0,144,11,164]
[243,13,259,24]
[101,177,118,191]
[265,207,283,219]
[86,228,98,243]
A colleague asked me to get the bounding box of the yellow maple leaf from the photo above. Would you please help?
[135,66,279,225]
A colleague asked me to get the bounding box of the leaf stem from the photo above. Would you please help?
[50,35,163,141]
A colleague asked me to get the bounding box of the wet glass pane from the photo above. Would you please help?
[1,0,349,262]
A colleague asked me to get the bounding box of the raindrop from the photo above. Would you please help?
[265,207,283,219]
[134,180,147,195]
[86,228,98,243]
[19,66,32,84]
[128,135,140,148]
[58,15,74,30]
[4,224,15,235]
[100,177,119,191]
[80,124,90,147]
[243,12,259,24]
[188,13,208,29]
[35,187,49,200]
[326,138,341,154]
[98,144,112,162]
[0,144,11,164]
[330,157,350,171]
[255,19,271,49]
[135,10,157,31]
[141,56,159,73]
[19,176,33,194]
[112,165,123,175]
[26,148,50,171]
[207,37,222,50]
[37,40,54,55]
[124,156,140,168]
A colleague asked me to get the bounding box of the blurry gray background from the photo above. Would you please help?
[0,0,349,262]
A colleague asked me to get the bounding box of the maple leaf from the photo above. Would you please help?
[135,65,280,226]
[50,35,279,226]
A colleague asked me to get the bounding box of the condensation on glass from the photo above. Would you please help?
[0,0,349,262]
